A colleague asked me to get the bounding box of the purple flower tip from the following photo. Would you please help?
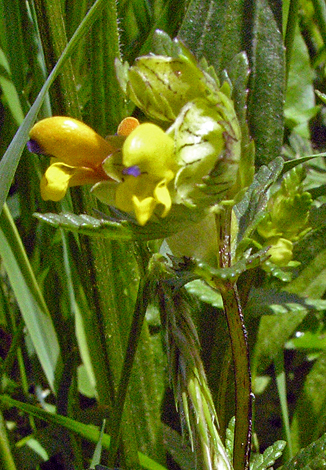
[123,165,141,177]
[27,139,43,154]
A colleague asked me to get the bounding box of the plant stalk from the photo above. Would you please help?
[216,208,252,470]
[0,410,17,470]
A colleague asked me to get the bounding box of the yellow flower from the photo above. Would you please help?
[28,117,118,201]
[101,122,177,226]
[264,237,293,267]
[29,116,176,226]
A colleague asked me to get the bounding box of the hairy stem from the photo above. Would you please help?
[217,208,252,470]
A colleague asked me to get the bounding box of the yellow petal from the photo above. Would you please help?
[153,180,172,217]
[132,195,157,226]
[30,117,115,168]
[114,174,173,225]
[40,163,75,201]
[115,174,157,224]
[40,162,106,201]
[115,177,137,213]
[122,123,177,179]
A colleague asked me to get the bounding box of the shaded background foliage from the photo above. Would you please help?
[1,0,326,469]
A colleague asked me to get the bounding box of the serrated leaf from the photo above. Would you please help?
[226,52,255,191]
[185,279,223,308]
[250,440,286,470]
[234,157,284,245]
[225,417,235,463]
[34,211,200,241]
[226,52,250,136]
[176,248,270,289]
[179,0,285,167]
[246,288,326,319]
[281,433,326,470]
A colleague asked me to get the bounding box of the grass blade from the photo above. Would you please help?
[0,0,109,215]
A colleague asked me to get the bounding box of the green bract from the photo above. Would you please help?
[257,166,312,242]
[115,35,220,123]
[254,166,313,267]
[125,56,218,122]
[169,96,241,208]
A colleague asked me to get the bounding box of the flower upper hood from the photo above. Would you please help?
[28,117,116,201]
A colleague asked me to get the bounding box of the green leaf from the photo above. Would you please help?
[0,395,168,470]
[178,0,247,75]
[0,394,111,448]
[185,279,223,308]
[170,248,270,290]
[282,154,326,175]
[250,440,286,470]
[234,157,284,246]
[281,432,326,470]
[287,329,326,351]
[225,417,235,463]
[162,425,196,470]
[1,0,29,109]
[0,205,60,392]
[286,226,326,298]
[246,288,326,318]
[291,352,326,454]
[226,52,251,139]
[252,308,308,378]
[285,25,319,138]
[34,211,197,241]
[247,0,285,166]
[0,48,24,125]
[90,421,106,469]
[226,52,255,192]
[179,0,285,167]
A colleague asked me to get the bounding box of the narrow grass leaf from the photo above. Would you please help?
[0,0,109,215]
[0,396,168,470]
[0,49,24,125]
[0,204,60,391]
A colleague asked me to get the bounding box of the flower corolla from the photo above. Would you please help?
[28,117,116,201]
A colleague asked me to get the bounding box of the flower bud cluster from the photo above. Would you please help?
[256,167,312,266]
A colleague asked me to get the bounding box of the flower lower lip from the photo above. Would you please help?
[122,165,141,177]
